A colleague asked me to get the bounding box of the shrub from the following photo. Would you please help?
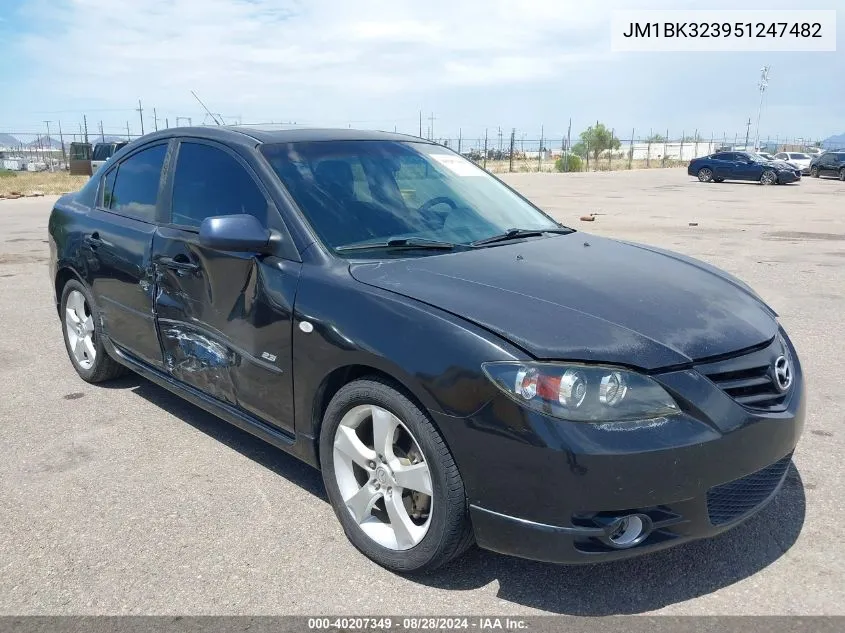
[555,154,583,172]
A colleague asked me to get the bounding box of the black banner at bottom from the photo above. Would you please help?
[0,617,842,633]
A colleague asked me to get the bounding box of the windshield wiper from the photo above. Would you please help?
[335,237,461,252]
[471,227,574,247]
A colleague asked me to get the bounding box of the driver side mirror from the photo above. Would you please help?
[199,214,278,253]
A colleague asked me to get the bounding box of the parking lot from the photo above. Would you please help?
[1,167,843,615]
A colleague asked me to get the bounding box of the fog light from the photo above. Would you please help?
[606,514,647,548]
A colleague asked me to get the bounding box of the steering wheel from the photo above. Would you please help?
[418,196,458,212]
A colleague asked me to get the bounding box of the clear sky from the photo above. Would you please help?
[0,0,842,143]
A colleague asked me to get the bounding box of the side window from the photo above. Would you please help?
[108,144,167,222]
[170,142,269,228]
[102,167,118,208]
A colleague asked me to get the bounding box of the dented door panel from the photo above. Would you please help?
[152,227,300,433]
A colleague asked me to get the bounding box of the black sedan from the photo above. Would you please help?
[688,151,801,184]
[48,127,804,572]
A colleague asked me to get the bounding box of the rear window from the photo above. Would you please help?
[788,153,808,160]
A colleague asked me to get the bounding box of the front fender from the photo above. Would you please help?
[291,264,527,438]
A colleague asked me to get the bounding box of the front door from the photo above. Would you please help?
[152,139,300,433]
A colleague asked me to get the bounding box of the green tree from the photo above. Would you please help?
[570,141,587,158]
[646,133,667,143]
[580,123,620,164]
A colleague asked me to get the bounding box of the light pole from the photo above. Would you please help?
[753,65,770,152]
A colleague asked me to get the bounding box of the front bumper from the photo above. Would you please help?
[778,170,800,183]
[434,334,805,564]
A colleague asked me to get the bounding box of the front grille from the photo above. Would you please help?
[696,336,791,411]
[706,454,792,525]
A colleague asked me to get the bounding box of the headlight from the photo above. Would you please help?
[482,362,679,422]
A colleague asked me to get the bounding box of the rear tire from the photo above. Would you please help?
[60,279,126,383]
[810,166,819,178]
[697,167,713,183]
[839,168,845,182]
[320,378,473,573]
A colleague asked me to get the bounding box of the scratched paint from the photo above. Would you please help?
[162,327,238,404]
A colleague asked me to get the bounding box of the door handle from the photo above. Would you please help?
[84,233,103,248]
[158,256,200,276]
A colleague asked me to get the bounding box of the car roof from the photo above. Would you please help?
[128,126,431,147]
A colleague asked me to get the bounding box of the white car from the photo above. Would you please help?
[774,152,812,174]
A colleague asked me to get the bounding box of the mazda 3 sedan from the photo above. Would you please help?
[49,127,804,572]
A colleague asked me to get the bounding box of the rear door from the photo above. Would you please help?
[86,141,170,368]
[711,153,734,179]
[152,139,300,433]
[818,153,835,176]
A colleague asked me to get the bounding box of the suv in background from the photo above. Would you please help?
[91,141,129,174]
[809,151,845,180]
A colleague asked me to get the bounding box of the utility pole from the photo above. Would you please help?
[83,115,89,144]
[566,118,572,172]
[165,118,169,129]
[509,128,515,173]
[137,99,145,135]
[43,121,54,171]
[419,111,422,137]
[126,121,131,140]
[744,118,751,149]
[483,128,488,169]
[428,112,435,140]
[57,120,67,165]
[99,120,104,142]
[153,107,158,131]
[753,65,770,151]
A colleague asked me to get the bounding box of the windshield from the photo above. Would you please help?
[261,140,561,253]
[789,153,809,160]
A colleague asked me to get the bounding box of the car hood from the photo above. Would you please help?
[348,235,778,370]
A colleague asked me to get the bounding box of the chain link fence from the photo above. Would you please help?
[1,125,827,176]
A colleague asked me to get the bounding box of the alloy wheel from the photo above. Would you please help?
[760,170,777,185]
[839,169,845,182]
[333,404,433,550]
[697,168,712,182]
[64,289,96,369]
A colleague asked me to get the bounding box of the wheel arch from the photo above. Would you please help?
[309,362,436,469]
[54,265,85,315]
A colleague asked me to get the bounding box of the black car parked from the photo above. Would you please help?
[49,127,805,572]
[809,151,845,180]
[688,151,800,184]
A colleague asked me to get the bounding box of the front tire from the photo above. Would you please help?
[697,167,713,183]
[320,378,473,573]
[839,168,845,182]
[760,169,777,185]
[60,279,126,383]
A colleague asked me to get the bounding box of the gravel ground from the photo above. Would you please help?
[0,168,843,615]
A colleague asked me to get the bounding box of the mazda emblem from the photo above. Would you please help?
[773,356,792,392]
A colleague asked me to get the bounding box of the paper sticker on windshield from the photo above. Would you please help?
[429,154,483,177]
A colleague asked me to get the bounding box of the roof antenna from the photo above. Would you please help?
[190,90,222,126]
